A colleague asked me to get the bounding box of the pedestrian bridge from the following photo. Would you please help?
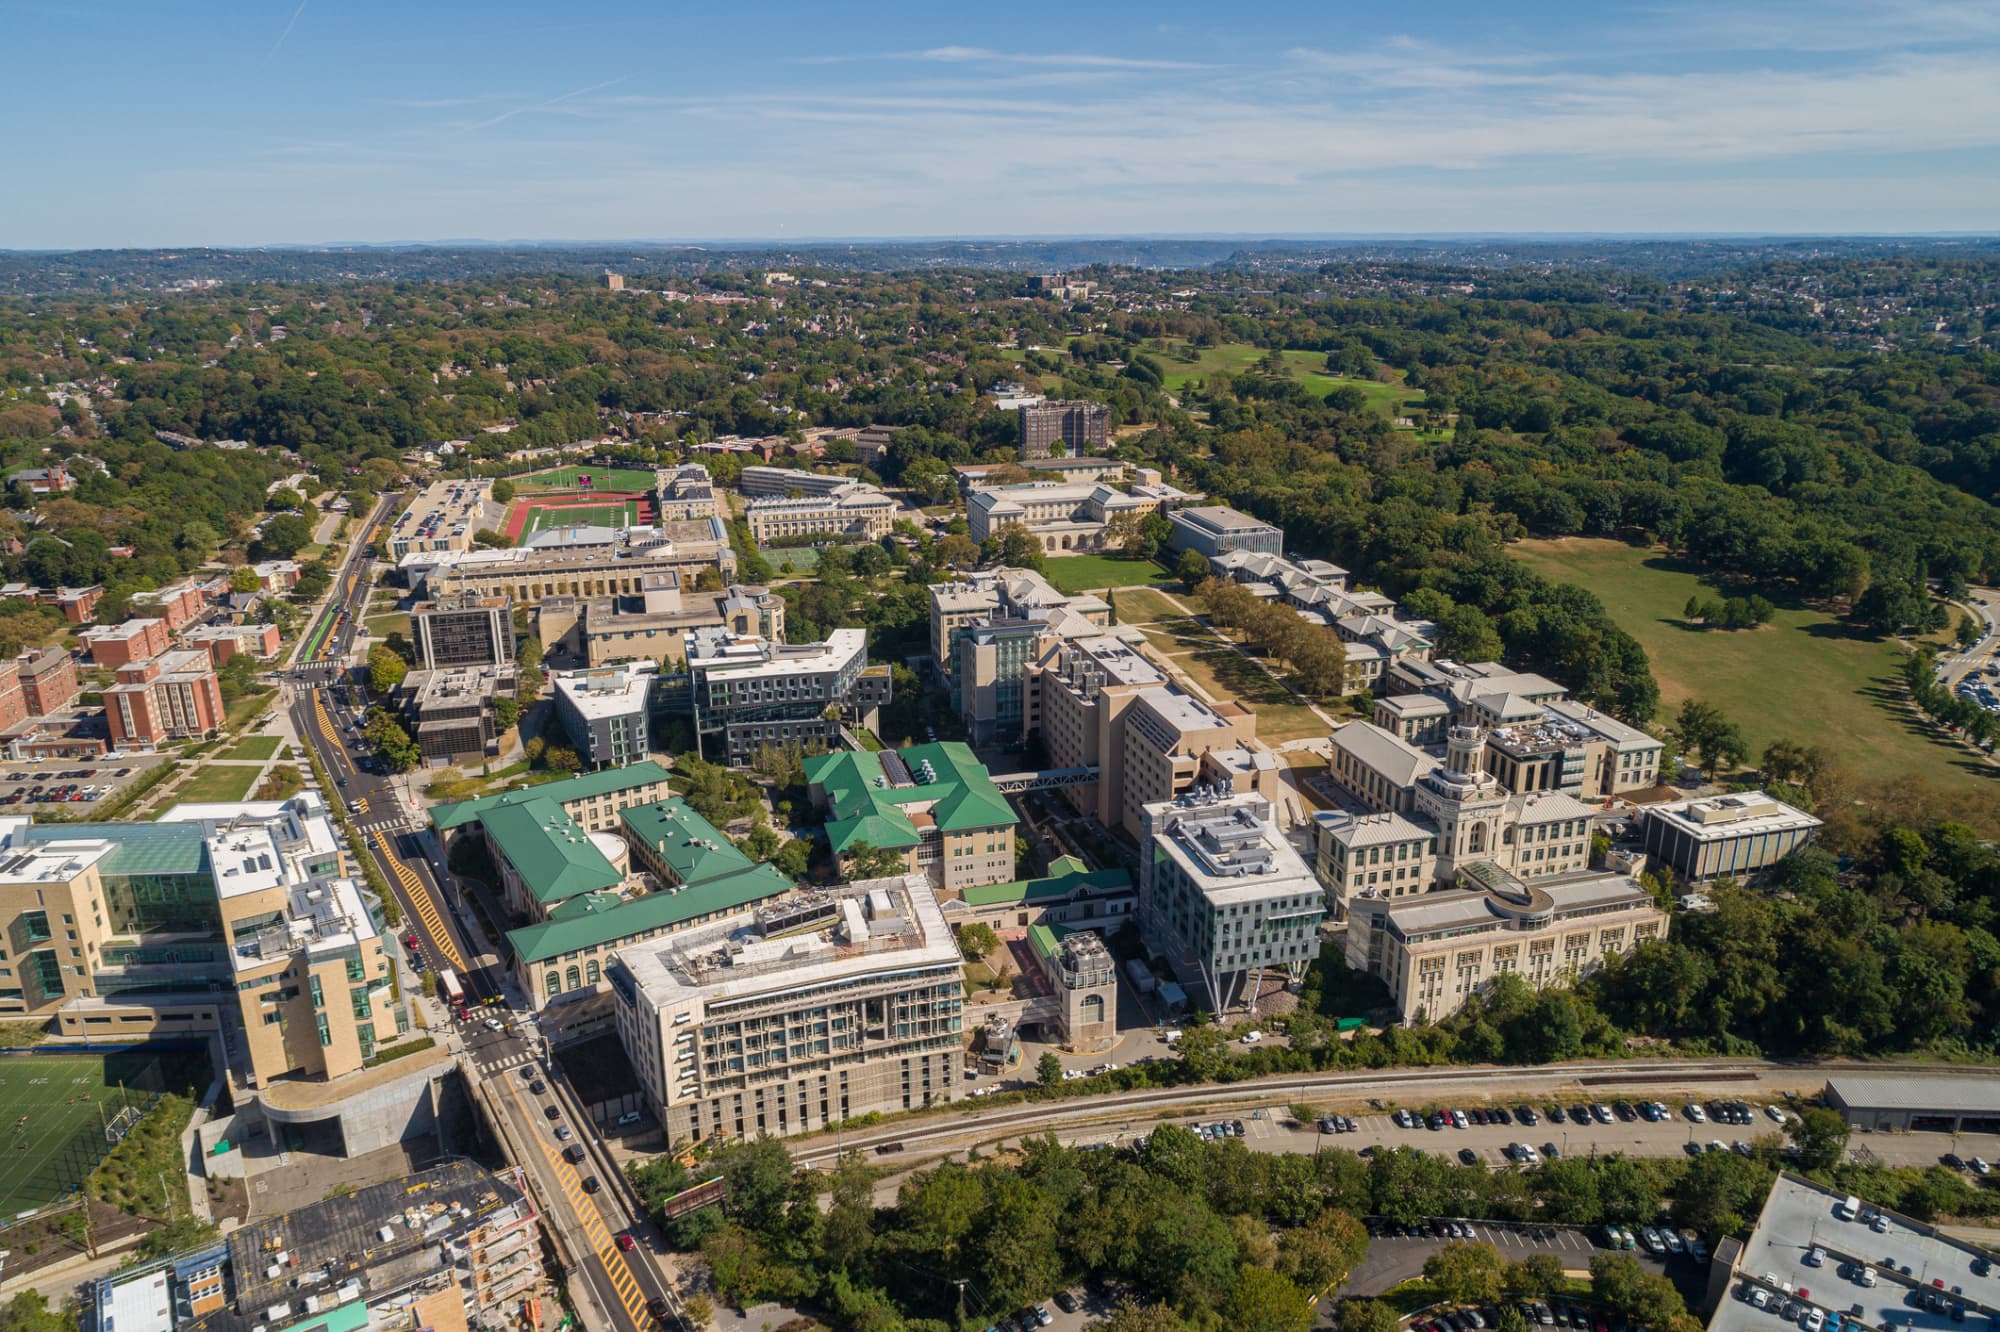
[988,766,1098,794]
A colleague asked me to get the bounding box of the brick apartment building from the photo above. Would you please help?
[0,660,26,732]
[103,649,225,748]
[129,579,210,630]
[18,648,78,716]
[181,622,283,665]
[1018,399,1110,459]
[55,585,103,623]
[80,617,171,669]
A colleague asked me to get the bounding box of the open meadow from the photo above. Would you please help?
[1510,538,1997,800]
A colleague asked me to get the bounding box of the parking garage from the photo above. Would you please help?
[1823,1074,2000,1135]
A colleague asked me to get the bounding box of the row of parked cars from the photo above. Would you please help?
[1392,1098,1786,1131]
[983,1302,1057,1331]
[1,781,111,804]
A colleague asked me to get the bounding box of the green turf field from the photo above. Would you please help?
[0,1051,205,1212]
[521,500,642,534]
[169,764,261,805]
[513,465,657,493]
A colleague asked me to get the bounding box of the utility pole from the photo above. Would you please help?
[953,1278,967,1326]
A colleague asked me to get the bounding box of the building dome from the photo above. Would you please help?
[589,831,630,876]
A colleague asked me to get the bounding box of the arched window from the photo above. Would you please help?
[1468,823,1485,854]
[1081,994,1106,1024]
[565,965,581,992]
[586,960,600,984]
[544,971,562,996]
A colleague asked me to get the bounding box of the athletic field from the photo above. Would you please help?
[0,1051,206,1213]
[502,494,653,542]
[513,465,658,493]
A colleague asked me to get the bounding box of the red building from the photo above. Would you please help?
[0,661,27,732]
[103,650,225,749]
[55,585,104,624]
[18,648,78,717]
[80,617,170,669]
[182,622,282,665]
[129,580,209,631]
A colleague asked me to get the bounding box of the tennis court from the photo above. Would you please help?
[0,1050,206,1213]
[513,465,657,493]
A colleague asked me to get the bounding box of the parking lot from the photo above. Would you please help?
[0,756,158,809]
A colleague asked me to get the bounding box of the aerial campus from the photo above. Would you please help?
[4,9,2000,1332]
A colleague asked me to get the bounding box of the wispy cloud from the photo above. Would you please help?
[266,0,307,61]
[890,45,1212,70]
[455,78,627,134]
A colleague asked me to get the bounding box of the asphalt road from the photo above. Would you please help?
[798,1059,1992,1177]
[280,500,688,1332]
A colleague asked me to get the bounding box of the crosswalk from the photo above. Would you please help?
[484,1049,541,1073]
[356,815,413,834]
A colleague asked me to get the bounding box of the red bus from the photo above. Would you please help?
[438,968,466,1018]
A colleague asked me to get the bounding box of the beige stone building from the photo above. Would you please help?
[537,575,784,667]
[745,486,899,544]
[0,796,399,1086]
[1345,862,1666,1023]
[1027,632,1279,838]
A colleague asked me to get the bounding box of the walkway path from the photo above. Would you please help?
[1136,587,1342,732]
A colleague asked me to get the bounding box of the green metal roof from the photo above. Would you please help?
[21,821,207,877]
[279,1300,370,1332]
[478,797,624,905]
[805,742,1016,856]
[508,795,802,964]
[430,760,673,832]
[958,855,1133,909]
[509,862,792,965]
[620,798,758,886]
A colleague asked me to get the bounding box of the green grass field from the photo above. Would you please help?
[1041,554,1171,595]
[1147,341,1424,418]
[512,465,657,493]
[1510,538,1998,799]
[0,1052,206,1212]
[170,764,261,805]
[218,736,280,761]
[521,500,641,534]
[1109,587,1331,742]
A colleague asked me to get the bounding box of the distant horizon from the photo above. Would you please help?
[7,230,2000,256]
[2,1,1995,247]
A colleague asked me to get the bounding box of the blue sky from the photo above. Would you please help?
[5,0,1998,247]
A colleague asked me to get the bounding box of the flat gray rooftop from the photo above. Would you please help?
[1826,1075,2000,1116]
[1709,1174,2000,1332]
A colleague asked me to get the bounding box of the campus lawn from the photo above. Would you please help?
[1147,341,1425,418]
[1109,587,1329,743]
[512,465,657,492]
[364,612,411,641]
[218,735,281,761]
[169,764,261,805]
[1510,538,1998,798]
[1040,554,1171,595]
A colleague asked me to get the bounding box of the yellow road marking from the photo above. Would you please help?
[497,1075,651,1324]
[372,829,466,972]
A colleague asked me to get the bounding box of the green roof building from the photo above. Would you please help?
[498,793,797,1008]
[429,760,674,834]
[804,742,1019,893]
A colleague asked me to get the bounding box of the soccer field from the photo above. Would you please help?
[0,1051,205,1213]
[513,465,657,493]
[521,499,642,535]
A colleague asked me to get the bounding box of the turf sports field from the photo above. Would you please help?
[513,465,658,492]
[0,1050,205,1212]
[519,499,642,534]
